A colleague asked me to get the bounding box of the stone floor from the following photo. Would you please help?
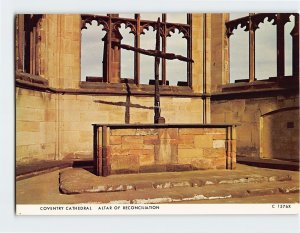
[16,164,300,204]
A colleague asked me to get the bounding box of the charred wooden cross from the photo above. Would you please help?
[119,18,194,124]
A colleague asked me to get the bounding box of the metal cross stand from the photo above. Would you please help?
[119,17,194,123]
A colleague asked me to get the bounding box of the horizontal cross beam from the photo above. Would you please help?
[118,44,194,63]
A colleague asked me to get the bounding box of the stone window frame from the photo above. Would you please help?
[225,13,299,83]
[80,14,193,88]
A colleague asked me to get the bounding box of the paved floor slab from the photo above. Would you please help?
[16,164,300,204]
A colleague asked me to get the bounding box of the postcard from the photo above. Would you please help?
[15,13,299,215]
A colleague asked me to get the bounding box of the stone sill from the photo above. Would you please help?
[80,81,205,97]
[15,73,206,98]
[221,76,299,92]
[212,77,299,100]
[16,71,48,86]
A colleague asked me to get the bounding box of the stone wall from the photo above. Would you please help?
[16,88,57,163]
[211,93,299,161]
[15,13,230,166]
[95,125,236,175]
[16,87,204,164]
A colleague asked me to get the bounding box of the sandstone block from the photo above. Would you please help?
[143,135,160,145]
[110,146,128,156]
[79,131,92,142]
[143,144,154,150]
[109,136,122,145]
[179,128,204,135]
[158,128,178,139]
[177,157,193,164]
[192,159,213,169]
[16,121,40,132]
[204,128,226,134]
[213,140,225,148]
[203,148,226,157]
[212,134,226,140]
[127,149,144,156]
[122,136,143,144]
[178,143,195,149]
[140,151,155,166]
[111,129,136,136]
[194,135,213,148]
[136,128,158,136]
[178,148,203,158]
[111,154,139,171]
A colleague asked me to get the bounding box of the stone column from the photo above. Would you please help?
[191,14,204,94]
[210,13,230,91]
[102,30,123,83]
[44,14,81,89]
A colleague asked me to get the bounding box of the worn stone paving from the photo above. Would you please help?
[16,164,299,205]
[59,164,294,194]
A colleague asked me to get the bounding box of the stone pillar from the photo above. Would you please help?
[102,30,123,83]
[191,14,229,123]
[191,14,204,94]
[210,13,230,92]
[249,13,255,82]
[276,14,285,78]
[44,14,81,89]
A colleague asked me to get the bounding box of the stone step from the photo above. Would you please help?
[59,167,293,194]
[76,181,299,204]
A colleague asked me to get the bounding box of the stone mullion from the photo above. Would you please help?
[134,14,141,85]
[187,13,192,87]
[162,13,167,85]
[249,13,255,82]
[276,13,285,78]
[106,15,112,83]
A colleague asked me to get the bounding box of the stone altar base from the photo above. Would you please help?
[58,164,299,204]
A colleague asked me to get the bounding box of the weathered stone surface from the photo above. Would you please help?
[247,188,279,196]
[143,135,160,145]
[111,129,137,136]
[122,136,143,144]
[136,128,158,136]
[194,135,213,148]
[179,128,204,135]
[135,182,153,190]
[213,140,225,148]
[109,136,122,145]
[139,149,155,166]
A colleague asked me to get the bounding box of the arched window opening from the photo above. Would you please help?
[229,22,249,83]
[284,15,295,76]
[166,28,187,85]
[255,17,276,80]
[119,24,134,81]
[226,13,298,84]
[80,13,192,86]
[81,19,105,81]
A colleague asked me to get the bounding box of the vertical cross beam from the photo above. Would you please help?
[249,13,255,82]
[187,13,192,87]
[162,14,167,85]
[134,14,141,85]
[276,13,285,78]
[154,18,161,124]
